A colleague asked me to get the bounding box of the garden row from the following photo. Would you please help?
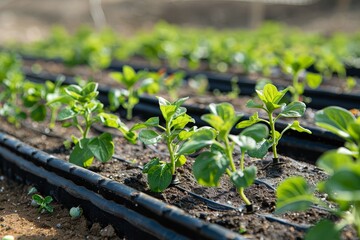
[0,50,359,239]
[9,22,360,80]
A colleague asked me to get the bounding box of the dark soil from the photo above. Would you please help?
[0,112,356,239]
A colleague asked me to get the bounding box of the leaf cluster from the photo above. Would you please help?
[276,106,360,239]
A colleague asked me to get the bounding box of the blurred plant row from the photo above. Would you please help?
[9,22,360,80]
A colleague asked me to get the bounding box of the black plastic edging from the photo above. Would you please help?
[0,143,186,240]
[21,55,360,110]
[0,133,245,240]
[24,70,345,163]
[108,60,360,110]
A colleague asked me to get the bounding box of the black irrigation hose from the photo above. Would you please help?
[108,60,360,110]
[112,152,315,232]
[257,214,311,232]
[0,144,186,240]
[0,132,243,240]
[24,69,346,163]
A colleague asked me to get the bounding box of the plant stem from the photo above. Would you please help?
[292,72,300,102]
[225,138,251,206]
[166,121,176,175]
[224,137,236,172]
[49,107,57,129]
[268,111,278,160]
[126,88,134,120]
[239,151,251,206]
[83,113,91,139]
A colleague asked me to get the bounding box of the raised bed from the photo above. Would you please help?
[23,69,344,162]
[1,54,358,239]
[0,132,243,240]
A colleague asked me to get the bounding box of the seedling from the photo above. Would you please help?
[109,65,160,120]
[281,51,322,102]
[237,83,311,164]
[179,103,269,208]
[131,97,196,192]
[0,53,26,127]
[49,81,135,167]
[23,78,65,128]
[32,194,54,213]
[275,106,360,239]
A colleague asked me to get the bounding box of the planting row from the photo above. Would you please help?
[8,22,360,86]
[1,52,360,239]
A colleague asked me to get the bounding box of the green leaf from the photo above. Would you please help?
[139,129,162,145]
[30,105,47,122]
[317,150,354,175]
[130,117,159,131]
[58,107,76,120]
[142,157,160,174]
[158,97,177,122]
[323,167,360,201]
[69,138,94,167]
[44,196,53,204]
[229,135,256,151]
[123,65,137,87]
[258,84,288,105]
[175,155,187,167]
[171,114,194,129]
[193,150,229,187]
[147,162,172,192]
[65,85,82,100]
[305,220,340,240]
[44,205,54,213]
[247,139,272,158]
[288,121,312,134]
[178,127,216,155]
[88,133,114,163]
[275,177,316,215]
[348,120,360,142]
[32,194,44,203]
[236,112,260,128]
[230,166,257,189]
[246,99,263,109]
[98,112,122,128]
[240,123,269,142]
[82,82,98,96]
[306,72,322,89]
[203,102,242,139]
[280,102,306,118]
[178,129,195,141]
[315,106,355,140]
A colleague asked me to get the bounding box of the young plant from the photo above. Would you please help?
[131,97,196,192]
[281,51,322,102]
[275,106,360,239]
[109,65,160,120]
[0,54,26,127]
[49,81,135,167]
[238,83,311,164]
[179,103,269,208]
[32,194,54,213]
[22,78,65,129]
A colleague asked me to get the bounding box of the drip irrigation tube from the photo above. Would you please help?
[20,55,360,110]
[0,132,244,240]
[108,60,360,110]
[24,70,345,163]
